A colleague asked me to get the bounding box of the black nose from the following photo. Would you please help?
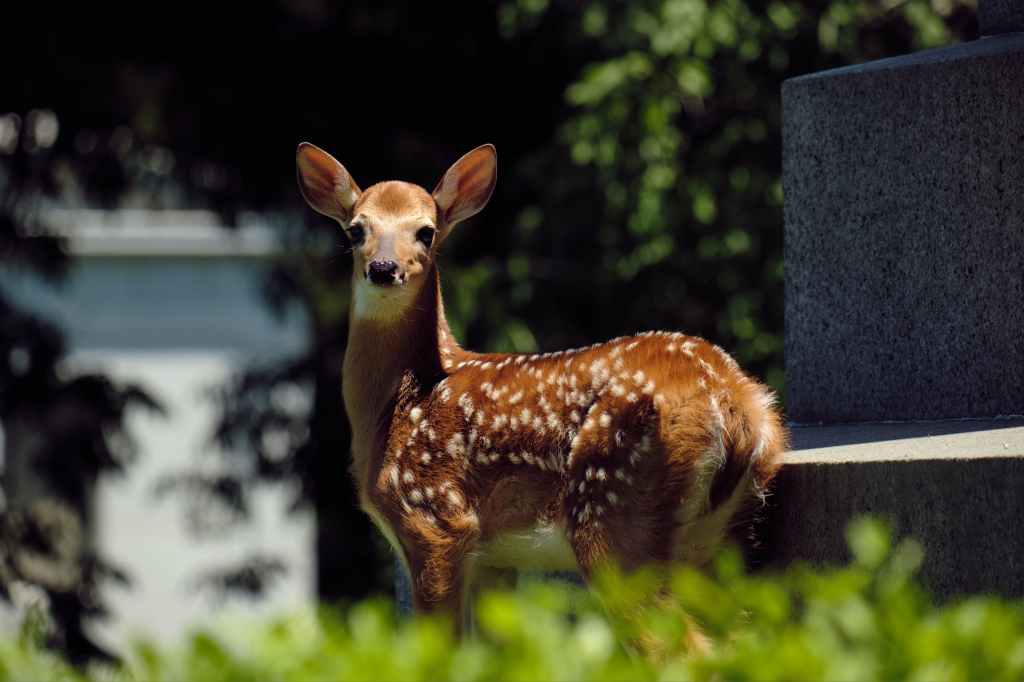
[367,259,398,285]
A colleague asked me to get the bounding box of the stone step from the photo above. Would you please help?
[760,418,1024,600]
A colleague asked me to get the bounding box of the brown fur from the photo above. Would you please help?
[296,142,789,637]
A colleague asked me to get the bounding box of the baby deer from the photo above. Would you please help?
[296,142,787,630]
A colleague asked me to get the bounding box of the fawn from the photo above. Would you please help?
[296,142,787,631]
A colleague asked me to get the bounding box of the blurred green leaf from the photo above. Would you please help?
[4,517,1024,682]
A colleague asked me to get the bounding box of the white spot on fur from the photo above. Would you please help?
[410,407,423,424]
[698,358,718,379]
[446,433,465,458]
[459,393,474,419]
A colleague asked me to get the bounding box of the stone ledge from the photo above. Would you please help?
[760,419,1024,600]
[784,31,1024,84]
[786,418,1024,463]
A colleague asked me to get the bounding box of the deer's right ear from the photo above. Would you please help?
[296,142,361,222]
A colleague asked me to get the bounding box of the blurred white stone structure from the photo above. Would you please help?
[2,209,314,652]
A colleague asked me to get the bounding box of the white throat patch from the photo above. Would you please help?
[352,277,416,322]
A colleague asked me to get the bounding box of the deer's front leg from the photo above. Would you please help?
[400,508,479,632]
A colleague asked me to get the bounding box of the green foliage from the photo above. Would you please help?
[4,519,1024,682]
[476,0,974,401]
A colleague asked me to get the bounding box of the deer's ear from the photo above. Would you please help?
[296,142,361,222]
[432,144,497,229]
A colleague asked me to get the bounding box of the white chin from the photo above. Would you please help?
[353,279,413,321]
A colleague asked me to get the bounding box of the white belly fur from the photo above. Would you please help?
[476,522,579,572]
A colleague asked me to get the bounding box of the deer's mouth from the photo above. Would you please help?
[365,273,408,288]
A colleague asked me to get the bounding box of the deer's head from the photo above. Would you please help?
[296,143,497,321]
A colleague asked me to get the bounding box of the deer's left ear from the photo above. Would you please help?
[433,144,497,231]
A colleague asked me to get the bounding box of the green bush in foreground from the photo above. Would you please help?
[2,518,1023,682]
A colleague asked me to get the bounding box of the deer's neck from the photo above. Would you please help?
[343,267,457,487]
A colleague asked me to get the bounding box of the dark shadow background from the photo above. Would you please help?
[0,0,977,662]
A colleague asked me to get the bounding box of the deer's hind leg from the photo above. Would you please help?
[563,397,706,573]
[563,400,712,657]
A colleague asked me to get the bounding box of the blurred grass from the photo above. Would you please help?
[4,518,1023,682]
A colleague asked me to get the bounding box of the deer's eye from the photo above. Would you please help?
[416,226,435,248]
[348,225,365,246]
